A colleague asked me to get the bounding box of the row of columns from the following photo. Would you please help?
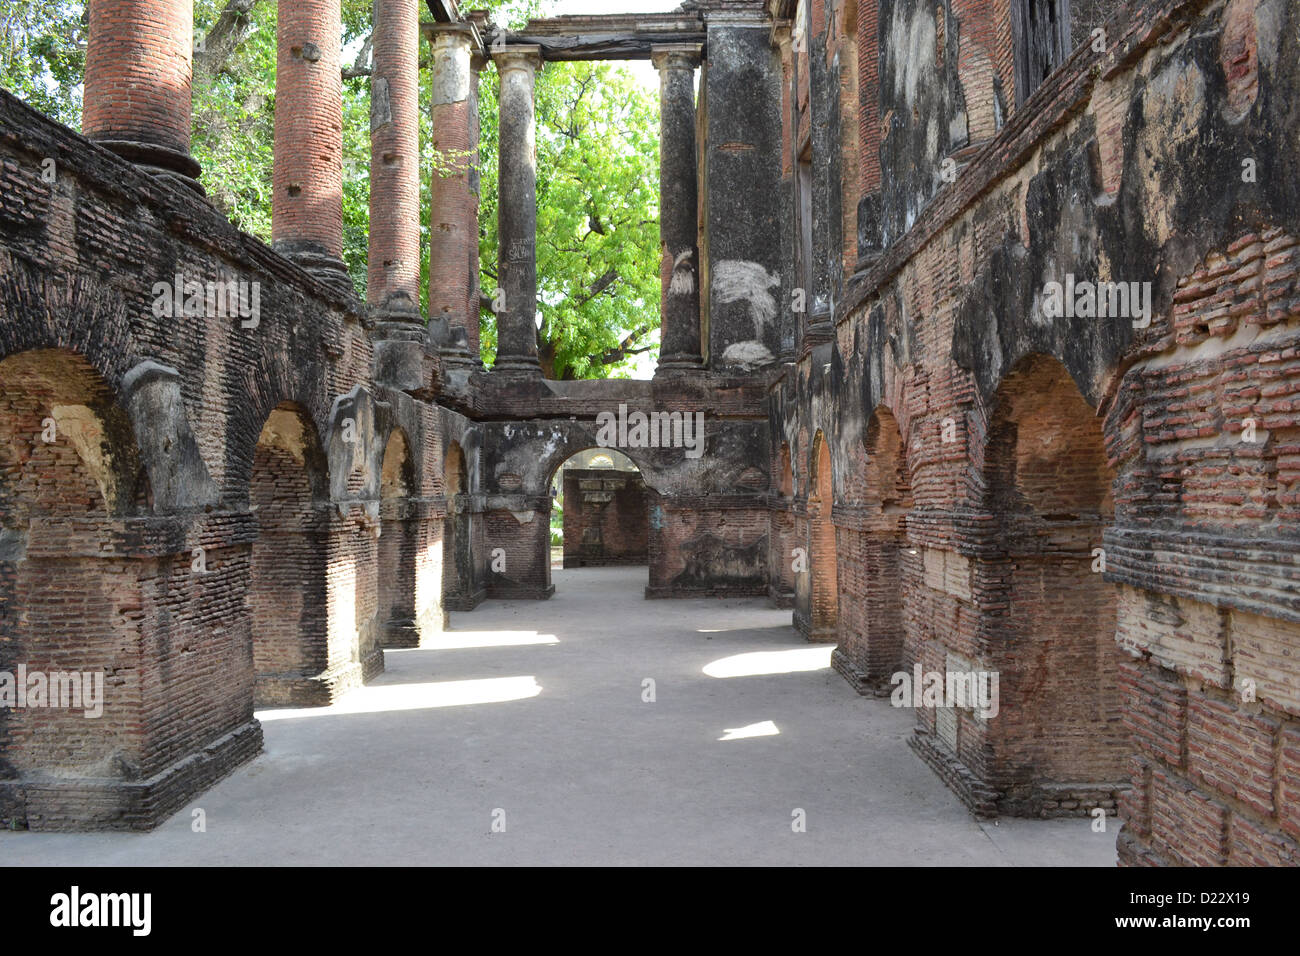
[487,42,705,375]
[79,0,707,372]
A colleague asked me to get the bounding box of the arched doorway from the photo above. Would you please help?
[980,354,1124,814]
[800,430,838,641]
[378,429,419,646]
[550,448,648,580]
[834,405,912,693]
[247,402,331,706]
[0,350,149,824]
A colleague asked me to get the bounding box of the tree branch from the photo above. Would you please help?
[194,0,264,83]
[341,33,374,79]
[573,268,618,307]
[591,323,652,367]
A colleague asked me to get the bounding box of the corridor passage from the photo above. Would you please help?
[0,568,1118,866]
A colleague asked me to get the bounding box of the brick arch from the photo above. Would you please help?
[0,349,144,517]
[380,428,414,499]
[834,403,915,694]
[983,354,1115,519]
[915,352,1125,816]
[445,440,468,495]
[0,348,153,824]
[798,429,839,641]
[225,358,334,506]
[247,401,332,705]
[777,442,793,496]
[550,448,649,572]
[377,428,424,647]
[442,440,475,612]
[0,258,149,392]
[536,438,657,498]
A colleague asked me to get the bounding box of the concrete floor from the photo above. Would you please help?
[1,567,1118,866]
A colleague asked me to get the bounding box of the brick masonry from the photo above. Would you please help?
[562,469,649,568]
[0,0,1297,867]
[770,0,1300,864]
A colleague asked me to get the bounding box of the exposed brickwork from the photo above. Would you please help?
[272,0,344,259]
[367,0,421,313]
[3,0,1300,865]
[82,0,194,157]
[832,406,912,693]
[249,407,330,705]
[562,469,648,567]
[776,0,1300,861]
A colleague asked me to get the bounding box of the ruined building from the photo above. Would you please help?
[0,0,1298,868]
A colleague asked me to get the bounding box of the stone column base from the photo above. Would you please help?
[93,139,205,196]
[254,656,380,708]
[0,721,263,832]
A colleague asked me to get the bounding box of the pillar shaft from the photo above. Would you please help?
[653,45,703,371]
[492,46,543,374]
[367,0,421,318]
[807,0,836,334]
[272,0,350,291]
[82,0,201,184]
[428,26,484,361]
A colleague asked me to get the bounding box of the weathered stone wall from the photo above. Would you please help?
[472,398,771,600]
[0,90,448,828]
[3,0,1297,866]
[774,0,1300,864]
[562,469,649,567]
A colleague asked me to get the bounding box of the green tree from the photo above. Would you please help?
[477,56,661,379]
[0,0,85,126]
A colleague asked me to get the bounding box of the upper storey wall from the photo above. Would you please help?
[0,91,407,507]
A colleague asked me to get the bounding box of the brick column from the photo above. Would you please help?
[367,0,421,321]
[773,21,797,364]
[652,44,703,372]
[272,0,352,295]
[492,45,544,375]
[806,0,836,344]
[82,0,202,190]
[855,0,883,269]
[428,24,484,365]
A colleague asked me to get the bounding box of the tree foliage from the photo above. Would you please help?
[0,0,663,379]
[0,0,85,126]
[478,54,660,379]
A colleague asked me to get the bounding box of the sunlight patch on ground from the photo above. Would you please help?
[719,720,780,741]
[703,647,833,678]
[256,676,542,721]
[387,631,560,651]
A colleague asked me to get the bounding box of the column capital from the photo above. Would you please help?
[770,20,793,53]
[492,44,543,75]
[424,21,477,49]
[650,43,703,72]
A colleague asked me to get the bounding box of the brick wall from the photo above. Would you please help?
[647,496,768,598]
[777,0,1300,860]
[0,81,440,827]
[562,469,649,567]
